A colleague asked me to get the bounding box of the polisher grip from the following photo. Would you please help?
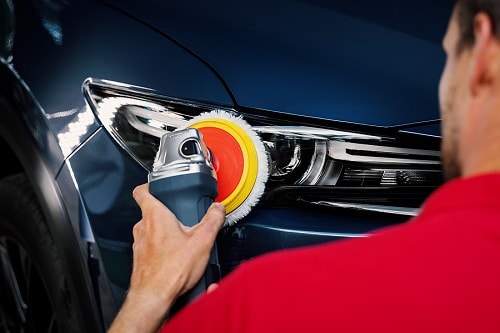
[150,173,217,227]
[149,172,220,315]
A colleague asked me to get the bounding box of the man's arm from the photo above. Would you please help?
[108,183,226,333]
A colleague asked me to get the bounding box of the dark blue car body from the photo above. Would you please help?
[0,0,451,331]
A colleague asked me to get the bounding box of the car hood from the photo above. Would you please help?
[104,0,451,127]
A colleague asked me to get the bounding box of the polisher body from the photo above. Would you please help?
[148,128,220,313]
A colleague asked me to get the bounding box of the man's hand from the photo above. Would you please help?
[108,183,226,333]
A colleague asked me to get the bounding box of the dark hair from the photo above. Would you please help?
[456,0,500,52]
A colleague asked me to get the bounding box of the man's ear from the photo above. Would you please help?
[470,12,497,96]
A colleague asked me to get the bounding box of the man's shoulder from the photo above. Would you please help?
[238,197,500,279]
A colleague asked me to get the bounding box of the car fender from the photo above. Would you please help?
[0,61,104,332]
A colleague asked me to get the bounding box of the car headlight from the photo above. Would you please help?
[83,78,442,218]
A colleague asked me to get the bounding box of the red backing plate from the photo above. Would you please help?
[197,127,244,203]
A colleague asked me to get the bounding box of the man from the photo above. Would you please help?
[109,0,500,331]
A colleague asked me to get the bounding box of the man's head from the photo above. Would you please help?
[455,0,500,53]
[439,0,500,180]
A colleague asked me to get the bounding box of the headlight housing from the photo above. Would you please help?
[83,78,442,218]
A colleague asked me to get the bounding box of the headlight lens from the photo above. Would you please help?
[84,78,442,217]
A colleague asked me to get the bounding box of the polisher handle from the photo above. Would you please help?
[149,172,220,315]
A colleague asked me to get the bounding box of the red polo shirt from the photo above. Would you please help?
[162,173,500,332]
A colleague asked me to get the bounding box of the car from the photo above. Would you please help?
[0,0,451,331]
